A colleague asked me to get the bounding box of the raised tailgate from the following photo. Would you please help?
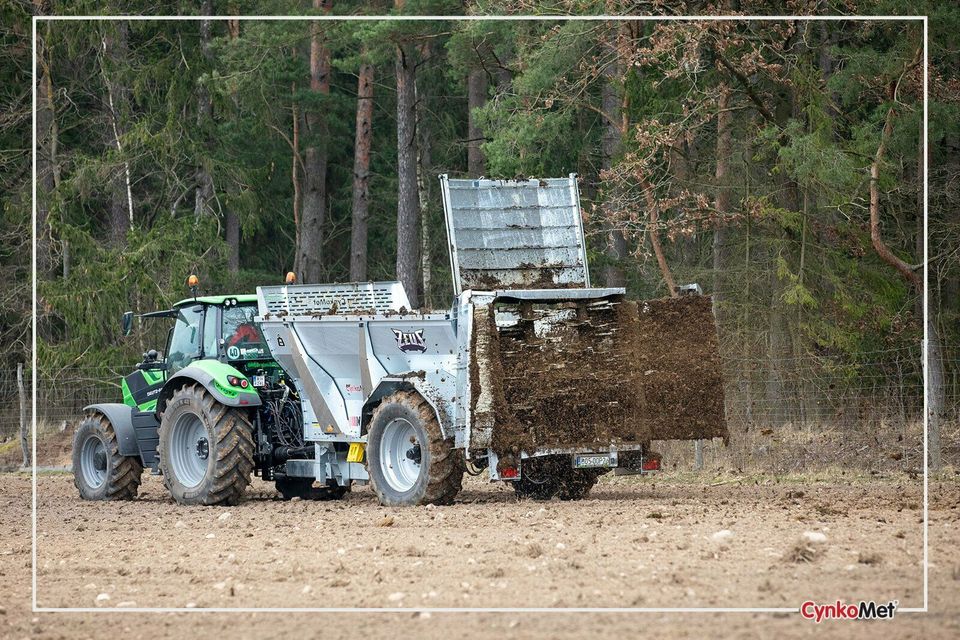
[440,174,590,294]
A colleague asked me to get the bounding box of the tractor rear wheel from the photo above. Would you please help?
[366,390,463,506]
[275,476,348,501]
[72,413,143,500]
[158,384,254,506]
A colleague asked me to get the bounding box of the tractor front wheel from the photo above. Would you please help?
[158,384,254,506]
[72,413,143,500]
[366,390,463,506]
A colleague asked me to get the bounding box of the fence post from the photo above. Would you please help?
[694,439,704,470]
[18,362,29,468]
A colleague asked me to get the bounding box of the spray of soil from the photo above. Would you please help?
[475,295,727,456]
[630,295,727,441]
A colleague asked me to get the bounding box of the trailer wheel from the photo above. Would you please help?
[275,477,348,501]
[513,456,563,500]
[72,413,143,500]
[558,468,605,500]
[366,390,463,506]
[158,384,254,506]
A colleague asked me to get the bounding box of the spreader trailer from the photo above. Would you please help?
[72,174,727,507]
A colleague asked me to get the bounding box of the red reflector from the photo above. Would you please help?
[239,399,249,405]
[641,458,660,472]
[500,467,519,479]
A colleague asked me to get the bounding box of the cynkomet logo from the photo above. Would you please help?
[800,600,898,623]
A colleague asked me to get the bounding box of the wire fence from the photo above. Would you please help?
[2,346,958,472]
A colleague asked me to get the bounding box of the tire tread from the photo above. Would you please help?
[368,390,463,506]
[73,413,143,500]
[160,384,254,506]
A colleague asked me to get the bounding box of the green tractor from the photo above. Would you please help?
[72,278,330,506]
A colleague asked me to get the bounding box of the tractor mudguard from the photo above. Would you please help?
[83,403,139,457]
[157,360,261,415]
[361,377,452,440]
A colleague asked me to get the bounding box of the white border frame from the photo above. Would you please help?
[31,13,929,615]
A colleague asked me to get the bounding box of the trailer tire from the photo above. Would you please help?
[275,477,348,501]
[367,390,463,506]
[158,384,254,506]
[72,413,143,500]
[513,475,562,500]
[558,469,605,500]
[513,456,563,500]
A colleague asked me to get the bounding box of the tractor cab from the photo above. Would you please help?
[165,294,268,374]
[120,291,271,413]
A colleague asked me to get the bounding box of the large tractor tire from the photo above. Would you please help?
[158,384,254,506]
[275,476,349,501]
[366,390,463,506]
[72,412,143,500]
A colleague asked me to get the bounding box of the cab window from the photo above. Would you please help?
[167,305,203,375]
[202,306,218,358]
[222,304,268,360]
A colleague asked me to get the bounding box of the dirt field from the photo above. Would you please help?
[3,471,959,638]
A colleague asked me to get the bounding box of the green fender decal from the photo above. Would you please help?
[122,370,165,412]
[213,379,240,398]
[142,370,165,385]
[122,378,135,408]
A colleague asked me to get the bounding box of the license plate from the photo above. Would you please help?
[252,375,266,387]
[573,454,615,469]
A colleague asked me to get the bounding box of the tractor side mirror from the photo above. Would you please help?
[121,311,134,336]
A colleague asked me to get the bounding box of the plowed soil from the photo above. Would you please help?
[4,472,959,638]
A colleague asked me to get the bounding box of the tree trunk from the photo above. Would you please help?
[601,65,627,288]
[36,19,59,275]
[912,77,944,471]
[297,0,332,283]
[291,84,302,267]
[350,61,374,282]
[671,132,695,265]
[18,363,28,468]
[100,22,133,246]
[818,21,839,121]
[194,2,215,221]
[416,45,433,307]
[712,86,732,319]
[467,69,487,177]
[225,6,241,273]
[417,139,432,307]
[870,98,920,288]
[395,40,421,309]
[638,174,677,297]
[225,212,240,271]
[648,203,677,297]
[927,312,944,471]
[765,283,789,426]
